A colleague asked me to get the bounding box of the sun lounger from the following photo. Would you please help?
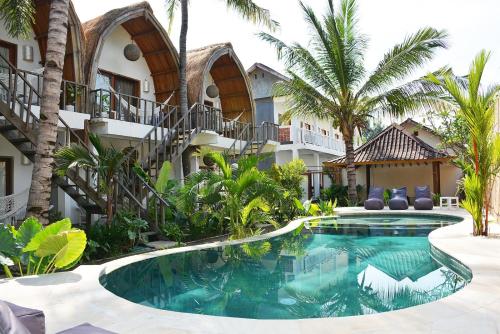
[389,187,409,210]
[364,186,384,210]
[414,185,434,210]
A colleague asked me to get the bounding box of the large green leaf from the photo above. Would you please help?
[0,224,17,256]
[155,161,172,193]
[35,230,86,269]
[23,218,72,252]
[17,217,43,248]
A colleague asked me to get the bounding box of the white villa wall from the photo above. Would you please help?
[355,163,460,199]
[97,25,155,101]
[202,72,221,108]
[492,100,500,220]
[0,136,33,193]
[0,19,43,72]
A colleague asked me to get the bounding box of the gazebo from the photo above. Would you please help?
[324,123,457,201]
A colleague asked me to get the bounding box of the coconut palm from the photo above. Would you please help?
[260,0,448,203]
[54,133,126,225]
[426,50,500,236]
[1,0,72,223]
[165,0,278,177]
[165,0,277,115]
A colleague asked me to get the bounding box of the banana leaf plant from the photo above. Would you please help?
[0,217,86,278]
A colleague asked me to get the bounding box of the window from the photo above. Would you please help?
[335,134,340,140]
[254,74,257,79]
[96,69,140,109]
[303,123,311,130]
[0,40,17,66]
[0,157,13,196]
[321,129,329,136]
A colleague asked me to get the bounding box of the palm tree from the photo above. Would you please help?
[1,0,71,223]
[426,51,500,236]
[260,0,448,203]
[165,0,277,115]
[54,133,126,225]
[178,151,279,238]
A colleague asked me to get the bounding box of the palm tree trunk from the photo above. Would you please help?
[179,0,191,179]
[179,0,188,116]
[345,136,357,205]
[26,0,70,224]
[106,184,114,226]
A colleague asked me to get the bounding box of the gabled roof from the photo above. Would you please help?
[325,123,451,167]
[400,118,439,137]
[247,63,289,82]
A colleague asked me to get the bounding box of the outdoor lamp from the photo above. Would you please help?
[143,78,150,93]
[124,43,140,61]
[22,45,33,62]
[206,84,219,98]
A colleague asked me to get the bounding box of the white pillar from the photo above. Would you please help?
[313,153,321,198]
[292,149,299,160]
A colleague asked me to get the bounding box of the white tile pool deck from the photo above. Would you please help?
[1,208,500,333]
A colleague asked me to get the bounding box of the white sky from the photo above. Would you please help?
[73,0,500,85]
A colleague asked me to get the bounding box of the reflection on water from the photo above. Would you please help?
[101,215,470,319]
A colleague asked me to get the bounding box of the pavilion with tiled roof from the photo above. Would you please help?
[324,121,457,200]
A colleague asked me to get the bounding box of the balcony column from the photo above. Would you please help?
[313,153,321,198]
[292,149,299,160]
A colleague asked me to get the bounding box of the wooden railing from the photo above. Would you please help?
[0,53,105,212]
[0,65,89,114]
[89,88,175,125]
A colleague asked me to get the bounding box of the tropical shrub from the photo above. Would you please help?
[295,199,337,217]
[55,133,126,225]
[321,184,364,206]
[84,211,149,262]
[267,159,307,224]
[426,50,500,235]
[0,217,86,278]
[178,151,280,239]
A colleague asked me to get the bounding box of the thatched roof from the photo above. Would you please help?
[32,0,85,82]
[82,2,180,104]
[187,43,254,123]
[325,123,451,167]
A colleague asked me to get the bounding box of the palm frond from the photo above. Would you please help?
[358,27,448,96]
[165,0,179,33]
[225,0,278,31]
[0,0,35,39]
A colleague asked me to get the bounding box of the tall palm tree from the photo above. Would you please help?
[426,51,500,236]
[165,0,277,116]
[1,0,71,223]
[260,0,448,203]
[165,0,278,178]
[54,133,126,225]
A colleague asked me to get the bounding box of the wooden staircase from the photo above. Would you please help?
[0,67,106,214]
[227,121,279,163]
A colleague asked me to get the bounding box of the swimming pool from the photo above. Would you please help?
[100,214,471,319]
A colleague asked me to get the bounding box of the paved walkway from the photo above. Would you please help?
[1,209,500,333]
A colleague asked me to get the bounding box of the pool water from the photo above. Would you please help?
[100,215,471,319]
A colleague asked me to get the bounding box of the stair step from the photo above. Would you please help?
[0,124,16,132]
[10,137,30,144]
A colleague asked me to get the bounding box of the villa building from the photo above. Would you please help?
[325,119,463,203]
[247,63,352,199]
[0,1,278,224]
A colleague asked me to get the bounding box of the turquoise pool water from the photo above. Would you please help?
[100,214,471,319]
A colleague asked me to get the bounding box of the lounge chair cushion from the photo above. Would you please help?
[364,187,385,210]
[3,301,45,334]
[414,186,433,210]
[56,323,117,334]
[414,197,434,210]
[0,301,32,334]
[364,198,384,210]
[389,187,408,210]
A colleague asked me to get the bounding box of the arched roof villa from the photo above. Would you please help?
[82,2,180,106]
[187,43,255,124]
[0,0,85,83]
